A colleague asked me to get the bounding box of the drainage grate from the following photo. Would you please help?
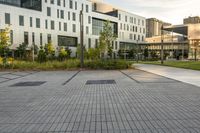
[11,81,46,87]
[86,80,116,85]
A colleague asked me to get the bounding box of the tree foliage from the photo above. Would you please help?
[0,27,11,57]
[38,44,47,63]
[87,48,99,60]
[45,41,55,59]
[16,43,28,59]
[99,20,117,59]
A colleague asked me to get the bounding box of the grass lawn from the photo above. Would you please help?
[140,61,200,71]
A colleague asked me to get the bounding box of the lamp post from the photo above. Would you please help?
[80,10,84,68]
[161,25,164,64]
[32,43,35,62]
[136,40,139,63]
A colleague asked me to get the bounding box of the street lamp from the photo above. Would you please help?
[136,40,139,63]
[80,10,84,68]
[32,42,35,62]
[161,25,164,64]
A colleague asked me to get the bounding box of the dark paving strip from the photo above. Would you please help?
[0,71,39,84]
[119,70,140,83]
[62,71,81,85]
[0,77,12,80]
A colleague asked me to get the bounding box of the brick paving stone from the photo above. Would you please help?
[0,70,200,132]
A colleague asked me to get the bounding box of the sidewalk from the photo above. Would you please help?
[134,64,200,87]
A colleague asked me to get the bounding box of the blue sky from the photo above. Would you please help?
[105,0,200,24]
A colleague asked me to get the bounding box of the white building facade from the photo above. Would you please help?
[0,0,146,57]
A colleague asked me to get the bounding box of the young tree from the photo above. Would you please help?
[58,47,68,61]
[143,48,149,60]
[38,44,47,63]
[44,41,55,59]
[0,27,11,66]
[16,43,28,59]
[87,48,99,60]
[99,20,117,59]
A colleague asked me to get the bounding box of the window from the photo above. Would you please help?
[119,14,121,20]
[88,16,91,24]
[24,32,28,44]
[5,13,10,24]
[36,18,40,28]
[45,20,48,29]
[86,5,89,12]
[75,1,77,10]
[10,30,13,44]
[30,17,32,27]
[57,0,61,6]
[70,0,73,9]
[72,24,76,32]
[95,39,98,48]
[47,7,51,16]
[64,23,67,31]
[32,32,35,43]
[72,12,76,21]
[88,38,91,48]
[63,0,66,7]
[47,34,51,43]
[60,10,64,19]
[51,20,55,30]
[115,41,118,50]
[125,16,127,22]
[51,0,54,4]
[68,12,70,20]
[59,22,61,31]
[19,15,24,26]
[86,26,89,34]
[57,9,59,18]
[40,33,43,45]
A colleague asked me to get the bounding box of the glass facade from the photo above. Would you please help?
[0,0,42,11]
[92,18,118,36]
[58,36,77,47]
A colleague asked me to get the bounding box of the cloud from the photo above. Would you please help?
[105,0,200,24]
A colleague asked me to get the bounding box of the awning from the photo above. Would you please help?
[163,25,188,36]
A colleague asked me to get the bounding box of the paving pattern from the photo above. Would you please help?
[0,70,200,133]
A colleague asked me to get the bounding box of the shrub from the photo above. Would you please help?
[58,47,68,61]
[85,60,132,70]
[37,45,47,63]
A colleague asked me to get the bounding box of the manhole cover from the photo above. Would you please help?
[11,81,46,87]
[86,80,116,85]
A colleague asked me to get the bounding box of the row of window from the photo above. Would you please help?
[46,7,91,24]
[45,0,89,12]
[118,14,145,26]
[119,32,144,41]
[120,23,145,34]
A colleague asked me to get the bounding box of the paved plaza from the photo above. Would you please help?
[0,70,200,132]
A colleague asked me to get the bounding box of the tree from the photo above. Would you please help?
[0,27,11,66]
[58,47,68,61]
[44,41,55,59]
[87,48,99,60]
[99,20,117,59]
[76,44,88,59]
[16,43,28,59]
[128,48,137,59]
[37,44,47,63]
[143,48,149,60]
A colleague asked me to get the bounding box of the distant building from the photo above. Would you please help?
[184,16,200,24]
[146,18,171,38]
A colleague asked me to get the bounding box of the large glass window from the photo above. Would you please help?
[92,18,118,36]
[58,35,77,47]
[47,7,51,16]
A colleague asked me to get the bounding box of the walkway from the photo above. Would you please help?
[135,64,200,87]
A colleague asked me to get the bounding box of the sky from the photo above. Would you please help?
[104,0,200,25]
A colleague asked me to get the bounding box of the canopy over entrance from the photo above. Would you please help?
[163,25,188,36]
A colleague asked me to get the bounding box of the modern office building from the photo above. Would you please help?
[146,18,171,38]
[184,16,200,24]
[0,0,146,57]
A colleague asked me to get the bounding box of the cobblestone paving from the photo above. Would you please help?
[0,70,200,133]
